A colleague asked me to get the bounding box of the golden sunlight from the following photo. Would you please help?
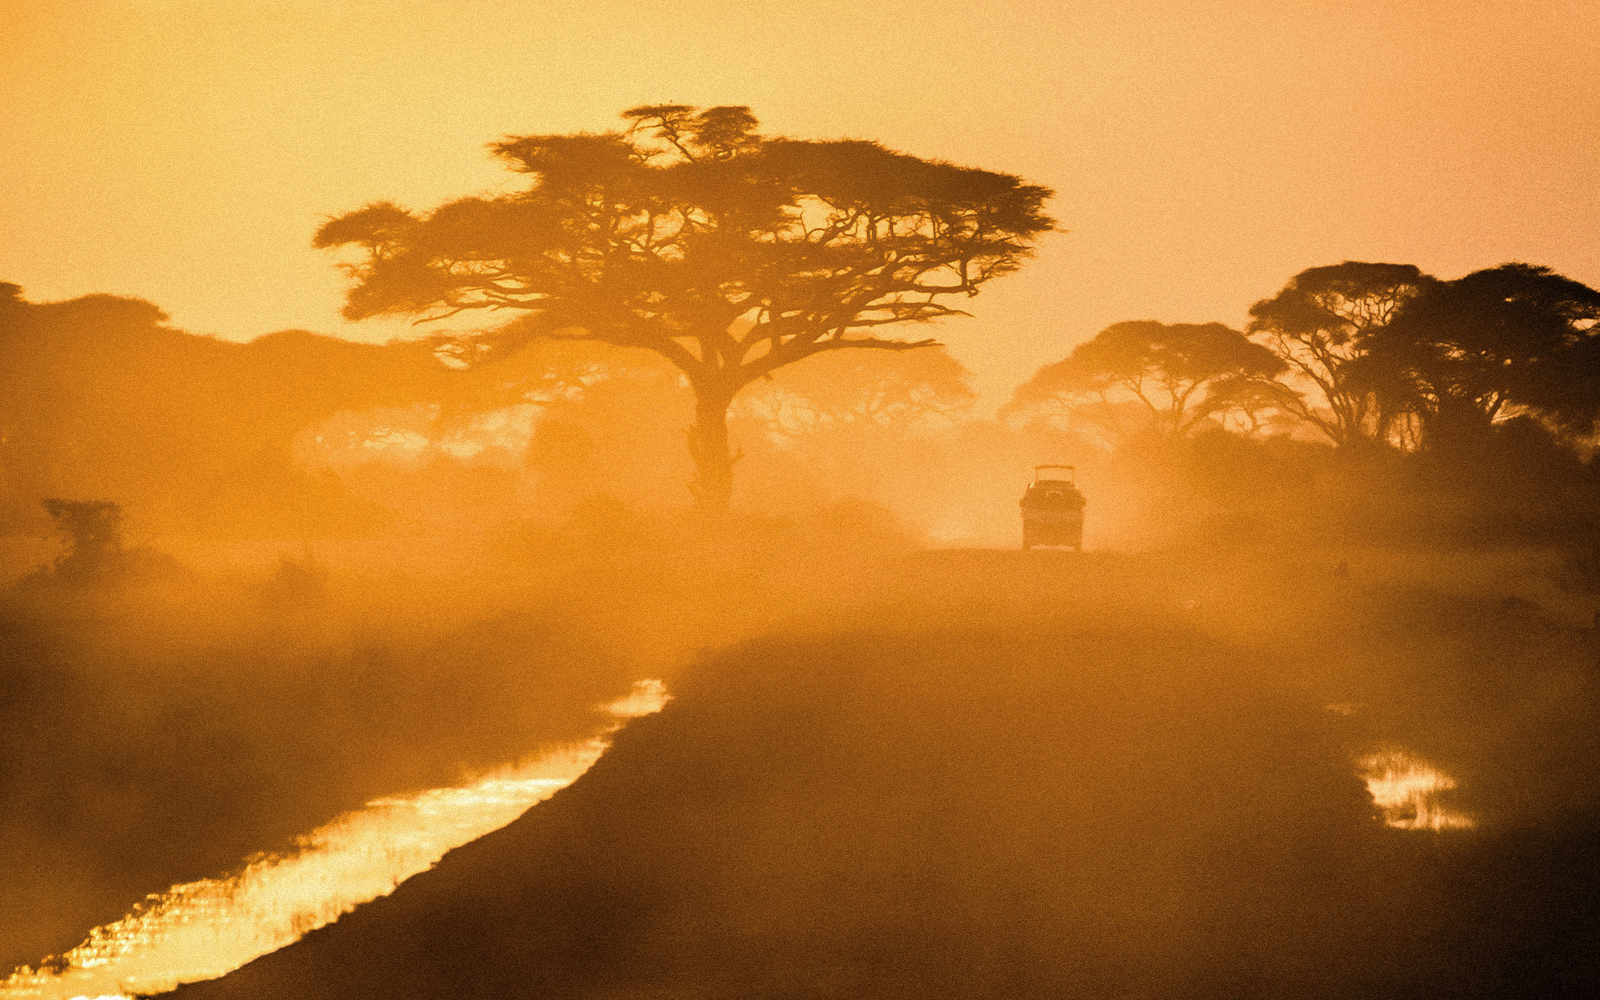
[4,1,1598,990]
[1360,750,1473,832]
[0,682,669,1000]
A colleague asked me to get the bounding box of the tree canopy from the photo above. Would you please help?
[1004,320,1288,443]
[313,104,1055,507]
[1246,262,1431,447]
[1351,263,1600,447]
[734,346,975,445]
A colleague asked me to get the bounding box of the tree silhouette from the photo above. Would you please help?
[40,498,125,584]
[1247,262,1431,447]
[313,104,1054,508]
[734,346,975,445]
[1004,321,1288,442]
[1352,263,1600,449]
[0,286,458,535]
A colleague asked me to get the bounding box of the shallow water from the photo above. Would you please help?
[0,681,667,1000]
[1360,748,1473,831]
[1,681,1470,1000]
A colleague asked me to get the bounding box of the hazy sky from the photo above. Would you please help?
[4,0,1597,406]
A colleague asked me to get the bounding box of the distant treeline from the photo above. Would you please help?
[5,261,1600,551]
[0,280,979,542]
[1004,260,1600,549]
[0,283,449,535]
[1007,261,1600,454]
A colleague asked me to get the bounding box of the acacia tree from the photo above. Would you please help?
[1352,263,1600,448]
[1246,262,1431,447]
[314,104,1054,508]
[734,346,976,445]
[1003,320,1288,443]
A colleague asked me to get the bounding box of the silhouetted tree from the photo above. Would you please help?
[1247,262,1431,447]
[735,346,975,445]
[1352,263,1600,449]
[1004,321,1288,442]
[1209,376,1305,437]
[40,498,125,584]
[0,286,459,535]
[312,104,1055,508]
[518,352,695,511]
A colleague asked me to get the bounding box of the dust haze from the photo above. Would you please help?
[5,105,1600,995]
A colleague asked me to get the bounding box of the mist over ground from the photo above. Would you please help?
[5,271,1600,992]
[6,2,1600,989]
[162,554,1600,999]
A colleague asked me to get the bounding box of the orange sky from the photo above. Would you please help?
[4,0,1597,408]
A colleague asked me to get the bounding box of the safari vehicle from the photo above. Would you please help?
[1020,465,1086,551]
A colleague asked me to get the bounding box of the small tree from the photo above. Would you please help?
[40,498,125,584]
[1246,262,1431,447]
[314,105,1054,509]
[1004,321,1289,443]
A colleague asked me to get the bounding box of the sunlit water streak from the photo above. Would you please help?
[0,680,669,1000]
[1360,749,1474,831]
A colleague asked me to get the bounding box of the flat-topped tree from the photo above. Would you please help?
[314,104,1054,508]
[1004,321,1289,442]
[1246,262,1432,448]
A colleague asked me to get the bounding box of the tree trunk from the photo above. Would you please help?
[1424,396,1496,453]
[688,388,737,511]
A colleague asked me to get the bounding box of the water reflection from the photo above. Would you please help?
[1360,749,1473,831]
[0,680,668,1000]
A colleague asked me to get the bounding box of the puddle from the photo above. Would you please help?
[1360,749,1473,831]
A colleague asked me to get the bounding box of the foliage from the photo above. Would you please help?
[20,497,191,588]
[259,548,330,608]
[1247,262,1431,447]
[1352,263,1600,449]
[0,286,456,536]
[1003,320,1288,443]
[313,104,1055,507]
[518,353,695,514]
[733,346,975,446]
[40,498,125,584]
